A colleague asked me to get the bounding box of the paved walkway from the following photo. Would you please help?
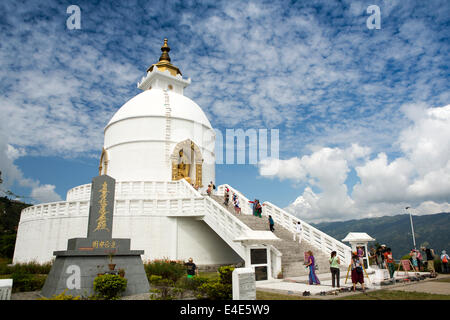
[10,274,450,300]
[256,272,450,299]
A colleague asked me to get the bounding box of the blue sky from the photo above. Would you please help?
[0,0,449,222]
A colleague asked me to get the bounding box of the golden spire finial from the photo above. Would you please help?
[147,38,182,76]
[159,38,171,63]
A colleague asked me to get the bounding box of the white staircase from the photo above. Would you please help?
[216,184,352,277]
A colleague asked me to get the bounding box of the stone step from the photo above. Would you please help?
[209,194,334,278]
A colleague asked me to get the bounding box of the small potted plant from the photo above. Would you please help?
[118,268,125,278]
[108,252,116,271]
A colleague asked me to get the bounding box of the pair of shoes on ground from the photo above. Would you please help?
[302,291,311,296]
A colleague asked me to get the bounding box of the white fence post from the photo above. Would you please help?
[0,279,13,300]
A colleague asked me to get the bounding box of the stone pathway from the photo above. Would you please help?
[11,274,450,300]
[256,273,450,299]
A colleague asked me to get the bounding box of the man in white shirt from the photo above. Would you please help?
[293,221,303,243]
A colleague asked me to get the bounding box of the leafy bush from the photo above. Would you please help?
[11,271,47,293]
[39,289,81,300]
[149,275,178,300]
[93,274,127,300]
[0,234,17,258]
[198,281,232,300]
[197,265,235,300]
[144,259,186,283]
[177,276,210,291]
[0,260,52,275]
[218,265,234,285]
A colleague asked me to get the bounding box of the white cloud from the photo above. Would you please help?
[0,129,62,203]
[30,184,61,204]
[261,104,450,223]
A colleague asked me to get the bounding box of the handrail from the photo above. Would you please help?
[263,201,352,265]
[217,184,253,216]
[19,179,279,262]
[66,180,195,202]
[216,183,352,265]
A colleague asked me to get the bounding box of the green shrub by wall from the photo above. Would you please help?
[93,274,127,300]
[11,271,47,293]
[0,260,52,275]
[144,259,186,283]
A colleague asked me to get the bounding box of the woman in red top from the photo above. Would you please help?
[384,248,395,280]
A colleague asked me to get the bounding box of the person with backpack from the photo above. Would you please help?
[351,252,365,293]
[441,250,449,274]
[210,181,216,194]
[421,246,436,276]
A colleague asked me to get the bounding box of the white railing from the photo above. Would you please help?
[20,200,90,222]
[216,183,352,265]
[66,180,196,202]
[20,197,206,222]
[20,179,278,262]
[179,179,278,260]
[263,201,352,265]
[217,184,253,216]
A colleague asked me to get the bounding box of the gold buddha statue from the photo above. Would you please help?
[177,149,191,184]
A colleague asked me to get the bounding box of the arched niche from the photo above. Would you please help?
[171,139,203,187]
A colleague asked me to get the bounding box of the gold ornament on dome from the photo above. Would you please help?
[147,38,182,77]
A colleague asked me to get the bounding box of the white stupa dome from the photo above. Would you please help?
[107,89,212,129]
[100,39,215,185]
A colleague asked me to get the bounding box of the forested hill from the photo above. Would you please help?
[312,212,450,259]
[0,197,32,258]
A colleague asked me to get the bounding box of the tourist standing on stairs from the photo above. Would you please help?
[210,181,216,195]
[207,183,212,196]
[293,221,303,243]
[305,250,320,285]
[224,190,230,206]
[351,252,365,293]
[329,251,340,288]
[249,199,259,216]
[268,215,275,232]
[234,197,241,214]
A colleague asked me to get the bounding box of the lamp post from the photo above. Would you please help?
[405,207,416,250]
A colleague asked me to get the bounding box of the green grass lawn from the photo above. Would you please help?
[256,289,450,300]
[336,290,450,300]
[256,290,319,300]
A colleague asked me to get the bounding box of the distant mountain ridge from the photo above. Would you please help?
[311,212,450,260]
